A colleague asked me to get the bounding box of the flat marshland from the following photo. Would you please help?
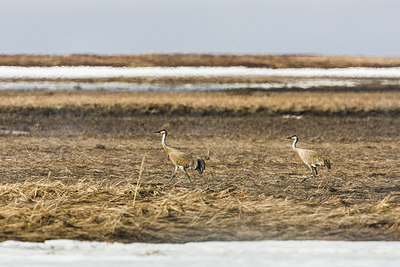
[2,54,400,68]
[0,87,399,243]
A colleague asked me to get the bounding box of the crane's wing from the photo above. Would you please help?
[296,148,330,168]
[168,149,193,167]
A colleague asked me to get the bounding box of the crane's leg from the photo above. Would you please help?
[312,167,316,184]
[179,166,193,185]
[300,166,314,183]
[167,166,178,184]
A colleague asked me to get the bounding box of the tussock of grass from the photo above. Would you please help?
[0,181,399,243]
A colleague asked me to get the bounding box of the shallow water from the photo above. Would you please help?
[0,79,398,92]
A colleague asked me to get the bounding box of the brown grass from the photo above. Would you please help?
[2,54,400,68]
[1,180,400,243]
[0,90,399,116]
[0,90,399,242]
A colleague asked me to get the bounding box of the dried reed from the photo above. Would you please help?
[133,156,145,207]
[0,181,399,243]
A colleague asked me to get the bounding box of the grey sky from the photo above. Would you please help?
[0,0,399,56]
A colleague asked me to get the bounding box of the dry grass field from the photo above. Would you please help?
[1,89,399,116]
[0,89,399,243]
[2,54,400,68]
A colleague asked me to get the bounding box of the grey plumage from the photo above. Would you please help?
[287,135,331,184]
[156,128,205,184]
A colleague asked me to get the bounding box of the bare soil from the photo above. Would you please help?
[0,89,399,243]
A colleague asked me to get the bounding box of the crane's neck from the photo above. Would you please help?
[161,132,170,152]
[292,137,298,150]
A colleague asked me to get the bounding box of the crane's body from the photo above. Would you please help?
[156,129,205,184]
[288,135,331,184]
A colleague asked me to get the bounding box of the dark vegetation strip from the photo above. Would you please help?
[1,105,399,117]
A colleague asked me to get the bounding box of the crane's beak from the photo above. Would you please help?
[155,130,161,133]
[287,136,292,139]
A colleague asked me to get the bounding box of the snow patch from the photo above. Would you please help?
[1,66,400,79]
[0,129,30,135]
[1,240,400,267]
[282,115,303,120]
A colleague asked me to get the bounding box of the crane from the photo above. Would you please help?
[287,135,331,184]
[155,129,205,184]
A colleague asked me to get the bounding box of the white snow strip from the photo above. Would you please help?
[1,66,400,79]
[0,240,400,267]
[0,129,30,135]
[0,80,353,91]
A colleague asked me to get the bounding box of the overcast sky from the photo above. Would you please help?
[0,0,399,56]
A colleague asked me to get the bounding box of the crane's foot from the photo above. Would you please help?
[300,175,313,183]
[186,175,194,185]
[166,175,176,184]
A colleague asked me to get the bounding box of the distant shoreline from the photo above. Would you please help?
[1,54,400,68]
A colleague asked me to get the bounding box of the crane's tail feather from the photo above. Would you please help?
[195,157,205,174]
[324,158,331,169]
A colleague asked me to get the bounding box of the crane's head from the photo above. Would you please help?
[287,134,297,140]
[155,128,167,134]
